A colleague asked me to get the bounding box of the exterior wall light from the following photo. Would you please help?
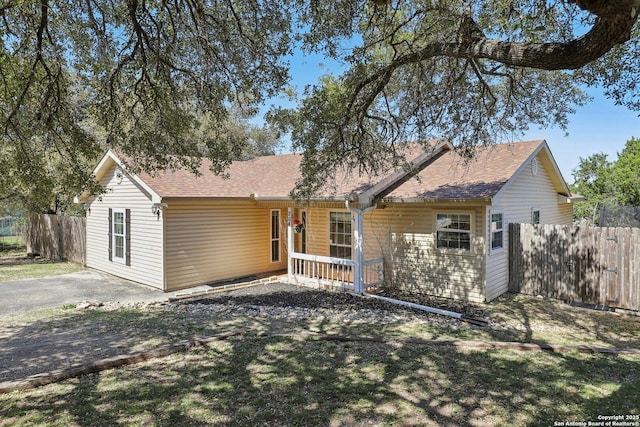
[151,203,168,219]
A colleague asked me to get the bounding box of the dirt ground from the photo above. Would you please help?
[189,283,489,319]
[0,282,489,383]
[0,252,53,266]
[2,274,638,386]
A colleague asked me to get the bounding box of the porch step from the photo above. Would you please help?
[169,275,283,302]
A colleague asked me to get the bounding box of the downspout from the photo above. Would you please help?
[362,293,487,326]
[364,293,457,320]
[345,199,376,294]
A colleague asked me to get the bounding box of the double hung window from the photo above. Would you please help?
[436,213,472,251]
[490,212,504,251]
[329,212,352,259]
[109,208,130,265]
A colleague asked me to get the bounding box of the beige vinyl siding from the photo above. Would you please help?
[163,199,287,291]
[85,162,164,289]
[485,153,574,301]
[294,205,347,258]
[557,203,574,224]
[363,203,487,303]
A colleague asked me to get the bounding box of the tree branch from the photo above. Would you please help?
[469,12,637,70]
[348,0,637,121]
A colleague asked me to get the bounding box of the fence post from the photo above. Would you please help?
[57,217,63,261]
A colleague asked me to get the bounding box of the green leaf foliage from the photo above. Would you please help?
[570,137,640,222]
[612,137,640,206]
[0,0,638,203]
[570,153,615,222]
[1,0,292,212]
[276,0,638,197]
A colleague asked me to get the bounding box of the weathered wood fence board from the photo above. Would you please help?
[509,223,640,312]
[27,214,86,265]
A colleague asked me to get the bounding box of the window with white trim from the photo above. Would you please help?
[490,212,504,251]
[436,213,472,251]
[109,208,129,265]
[532,209,541,225]
[270,209,280,263]
[329,211,352,259]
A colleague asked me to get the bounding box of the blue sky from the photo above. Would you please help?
[522,89,639,183]
[266,52,640,185]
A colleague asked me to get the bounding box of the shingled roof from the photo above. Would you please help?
[86,140,567,203]
[138,153,394,199]
[135,142,441,199]
[379,140,551,201]
[138,154,303,198]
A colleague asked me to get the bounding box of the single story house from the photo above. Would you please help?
[76,139,580,302]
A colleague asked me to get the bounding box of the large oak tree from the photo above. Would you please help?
[1,0,638,208]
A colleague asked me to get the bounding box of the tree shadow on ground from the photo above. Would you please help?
[487,293,640,349]
[0,252,58,266]
[1,298,639,426]
[0,307,248,383]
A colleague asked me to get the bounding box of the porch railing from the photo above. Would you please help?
[289,252,384,291]
[363,257,384,288]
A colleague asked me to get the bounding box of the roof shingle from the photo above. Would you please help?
[135,140,544,201]
[139,153,303,198]
[379,140,544,200]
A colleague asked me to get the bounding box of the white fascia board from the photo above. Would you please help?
[491,142,543,201]
[92,148,119,175]
[106,150,162,203]
[129,173,162,203]
[82,149,163,204]
[492,140,571,202]
[379,196,492,204]
[539,141,572,196]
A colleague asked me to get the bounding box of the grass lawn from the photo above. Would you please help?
[0,262,84,282]
[1,335,638,426]
[0,236,25,256]
[0,242,84,281]
[1,296,639,426]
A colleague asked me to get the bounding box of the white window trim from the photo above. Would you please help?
[270,209,280,263]
[329,211,353,259]
[435,211,474,253]
[112,208,126,264]
[531,207,541,225]
[489,209,505,254]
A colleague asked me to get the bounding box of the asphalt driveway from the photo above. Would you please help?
[0,270,188,315]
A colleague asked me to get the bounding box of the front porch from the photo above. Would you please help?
[285,204,384,293]
[288,252,384,291]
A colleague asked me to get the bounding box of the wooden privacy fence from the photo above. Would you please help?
[27,214,86,265]
[509,223,640,312]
